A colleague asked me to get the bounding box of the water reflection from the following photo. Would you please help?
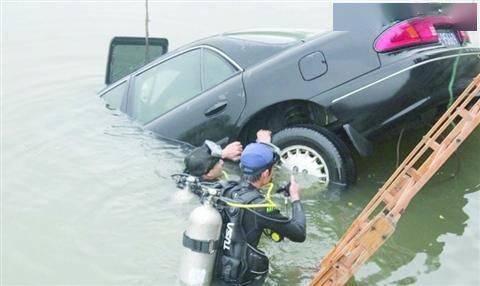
[264,127,479,286]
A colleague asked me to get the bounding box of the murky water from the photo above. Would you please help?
[2,3,479,286]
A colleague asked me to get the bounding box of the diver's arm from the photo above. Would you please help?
[290,200,307,241]
[257,175,306,242]
[256,203,306,242]
[221,141,242,161]
[274,174,305,241]
[256,129,272,143]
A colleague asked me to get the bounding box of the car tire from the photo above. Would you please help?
[272,126,356,187]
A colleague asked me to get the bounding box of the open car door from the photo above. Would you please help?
[105,36,168,85]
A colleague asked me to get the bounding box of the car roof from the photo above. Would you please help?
[183,29,330,69]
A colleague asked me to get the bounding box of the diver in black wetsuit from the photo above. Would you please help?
[184,130,272,181]
[213,142,307,286]
[181,131,306,285]
[183,139,241,181]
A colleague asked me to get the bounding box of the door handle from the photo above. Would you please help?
[204,101,228,116]
[105,103,116,110]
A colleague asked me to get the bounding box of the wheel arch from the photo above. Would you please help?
[235,100,341,143]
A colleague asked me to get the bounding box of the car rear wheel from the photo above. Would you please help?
[272,127,356,187]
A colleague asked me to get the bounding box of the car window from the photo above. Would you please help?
[202,49,237,90]
[101,81,127,110]
[132,49,201,124]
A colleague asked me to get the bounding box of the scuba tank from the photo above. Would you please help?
[179,195,223,286]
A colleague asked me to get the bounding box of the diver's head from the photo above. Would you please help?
[240,142,280,187]
[184,141,223,181]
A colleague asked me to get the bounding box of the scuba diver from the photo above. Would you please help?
[177,131,305,285]
[184,130,272,181]
[212,142,306,285]
[183,139,233,181]
[172,139,240,202]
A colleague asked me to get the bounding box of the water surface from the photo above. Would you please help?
[2,3,479,285]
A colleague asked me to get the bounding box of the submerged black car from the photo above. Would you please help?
[100,4,480,187]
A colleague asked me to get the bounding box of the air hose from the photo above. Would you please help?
[222,171,229,180]
[173,173,279,209]
[218,182,295,226]
[221,183,277,209]
[172,173,291,225]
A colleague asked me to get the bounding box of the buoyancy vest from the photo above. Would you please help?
[214,183,269,285]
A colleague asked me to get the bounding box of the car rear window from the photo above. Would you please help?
[225,30,317,44]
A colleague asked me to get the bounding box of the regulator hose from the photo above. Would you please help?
[219,183,277,209]
[216,196,292,224]
[172,174,292,222]
[222,170,229,180]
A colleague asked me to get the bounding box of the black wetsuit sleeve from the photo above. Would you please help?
[256,200,306,242]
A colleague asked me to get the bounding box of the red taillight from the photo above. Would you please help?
[375,17,440,52]
[458,31,470,44]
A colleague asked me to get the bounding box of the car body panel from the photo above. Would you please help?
[236,32,382,130]
[313,47,480,140]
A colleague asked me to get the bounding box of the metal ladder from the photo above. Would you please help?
[310,73,480,286]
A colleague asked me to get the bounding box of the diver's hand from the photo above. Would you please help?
[289,175,301,202]
[222,141,243,161]
[256,129,272,143]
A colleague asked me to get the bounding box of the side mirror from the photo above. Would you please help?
[105,36,168,85]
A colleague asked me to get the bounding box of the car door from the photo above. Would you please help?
[105,37,169,85]
[99,37,168,111]
[128,46,246,146]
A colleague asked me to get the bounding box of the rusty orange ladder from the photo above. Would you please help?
[310,73,480,286]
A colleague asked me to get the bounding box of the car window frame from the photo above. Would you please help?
[126,45,243,124]
[99,78,130,112]
[200,47,241,93]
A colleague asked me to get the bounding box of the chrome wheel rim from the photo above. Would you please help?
[280,145,330,184]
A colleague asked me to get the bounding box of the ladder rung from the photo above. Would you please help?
[383,192,396,205]
[458,109,473,121]
[427,140,441,151]
[406,167,421,182]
